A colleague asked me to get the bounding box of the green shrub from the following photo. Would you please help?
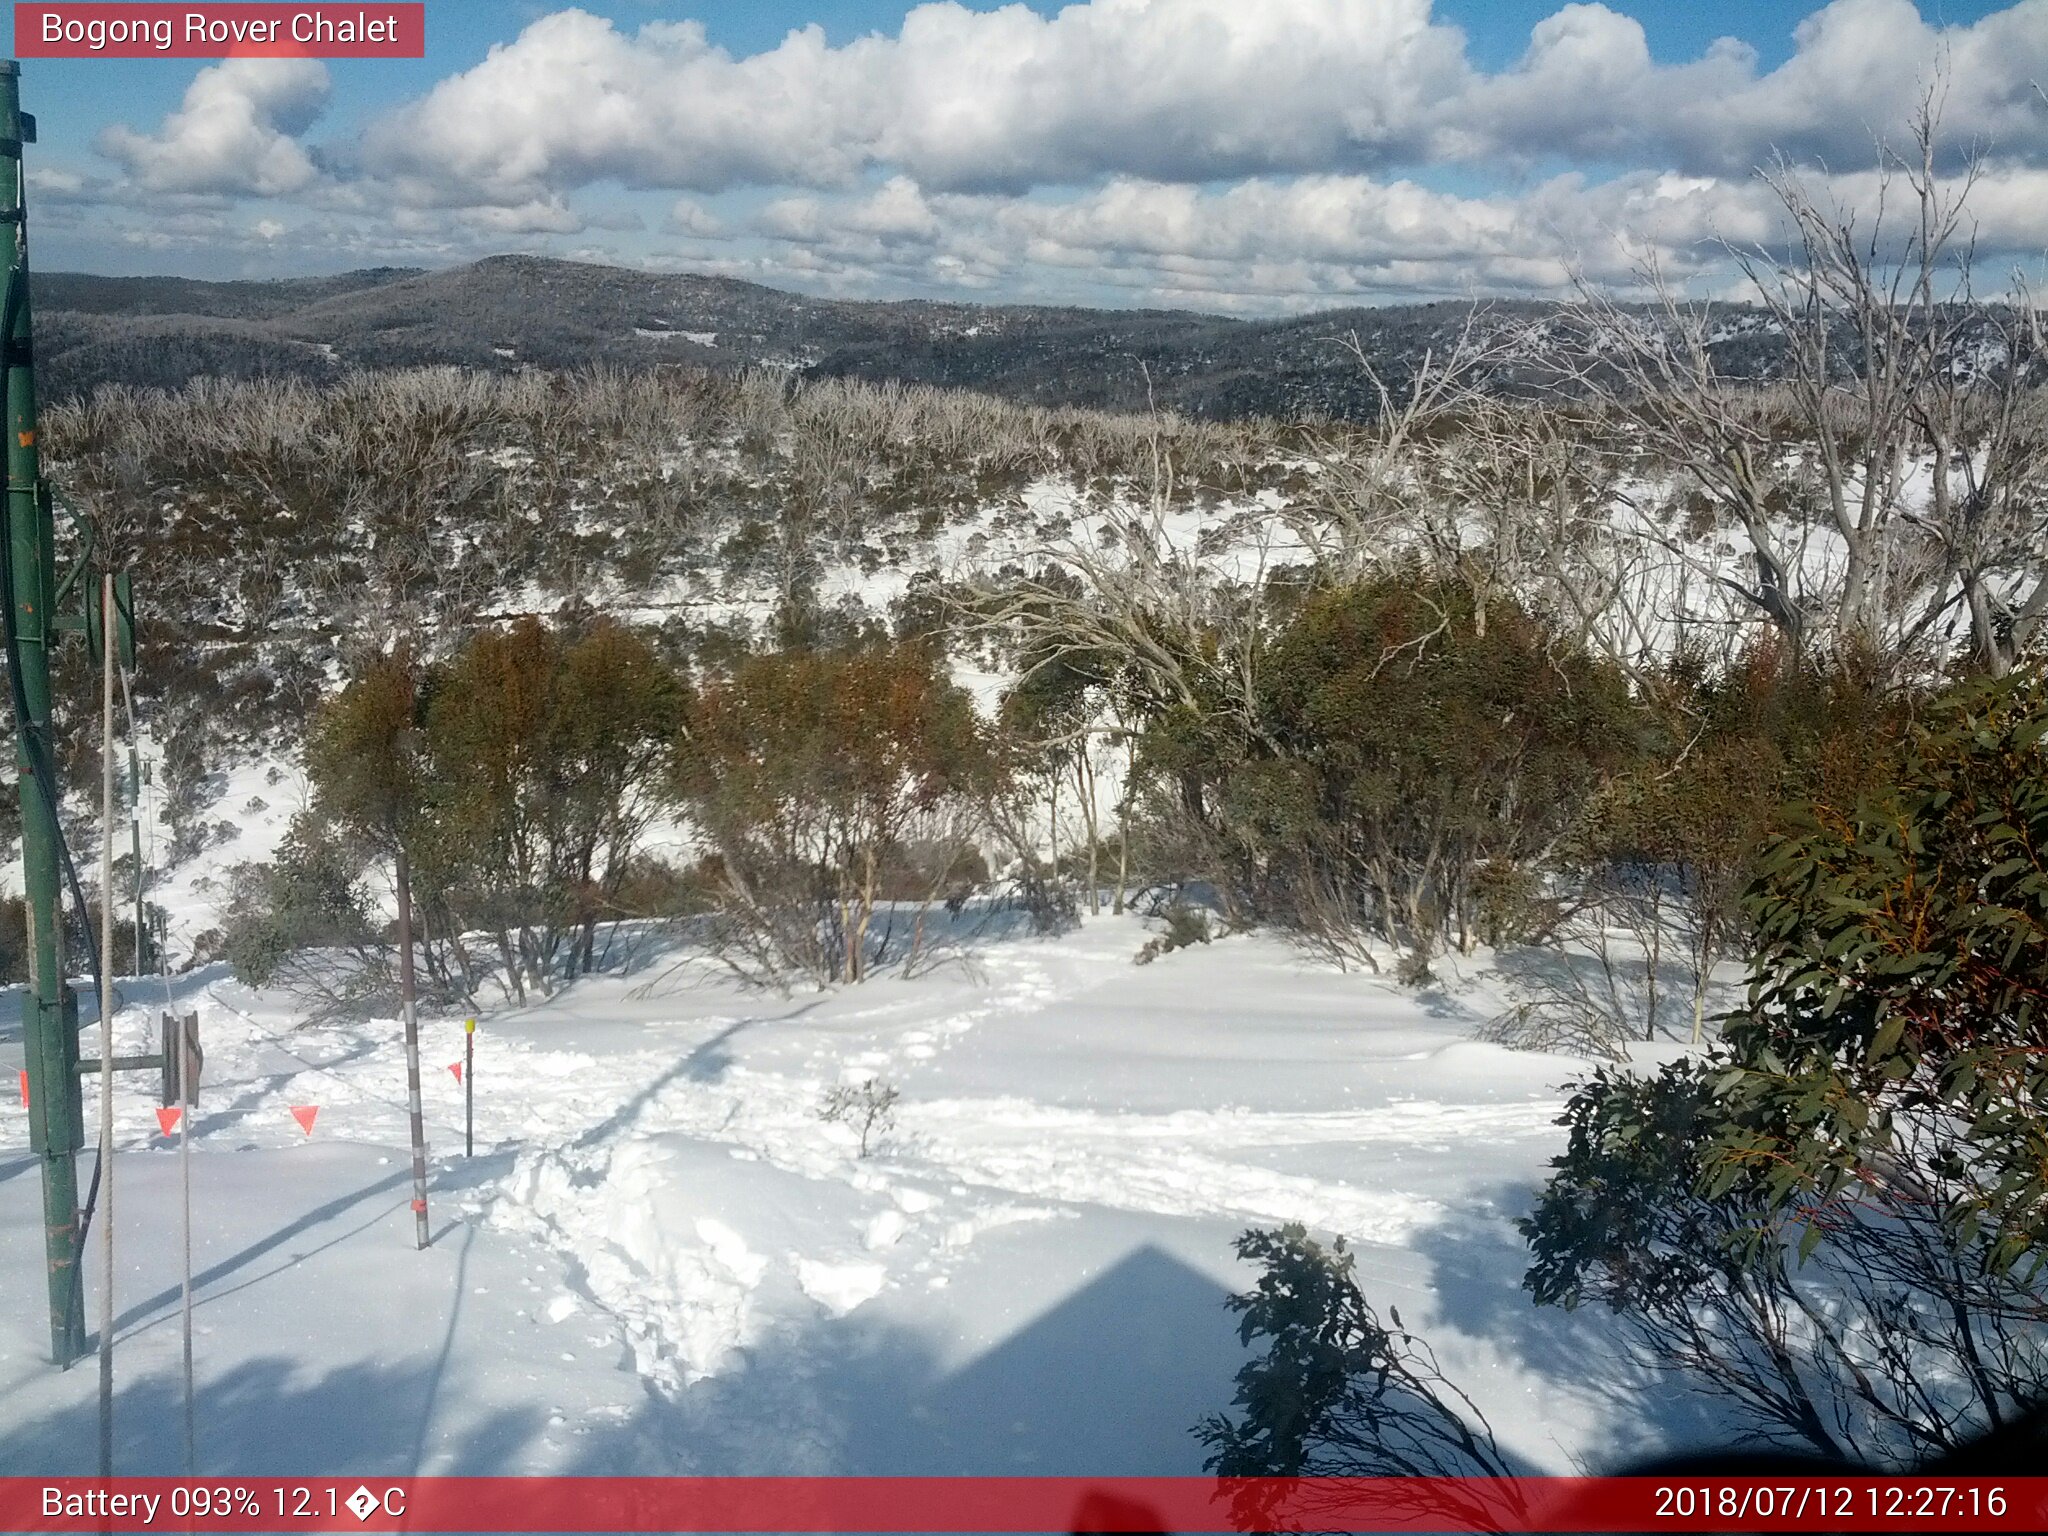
[1520,663,2048,1465]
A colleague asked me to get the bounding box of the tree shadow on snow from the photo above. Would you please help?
[1486,943,1703,1046]
[107,1167,417,1341]
[0,1350,553,1476]
[182,1042,381,1144]
[1409,1181,1739,1469]
[622,900,1053,1011]
[1,1239,1256,1488]
[569,996,836,1142]
[6,1221,1663,1514]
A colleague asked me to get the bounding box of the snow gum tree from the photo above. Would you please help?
[1559,102,2048,677]
[423,616,683,997]
[275,619,685,1006]
[999,639,1143,916]
[673,640,1000,986]
[291,648,476,1016]
[1566,642,1912,1047]
[1150,570,1637,969]
[304,646,429,859]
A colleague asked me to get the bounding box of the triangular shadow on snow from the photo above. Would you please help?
[884,1242,1247,1474]
[3,1207,1747,1495]
[627,1240,1255,1477]
[0,1237,1250,1485]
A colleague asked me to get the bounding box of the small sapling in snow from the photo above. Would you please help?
[819,1077,900,1157]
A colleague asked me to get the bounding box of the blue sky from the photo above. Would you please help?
[16,0,2048,311]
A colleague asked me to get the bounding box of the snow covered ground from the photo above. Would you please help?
[0,914,1729,1478]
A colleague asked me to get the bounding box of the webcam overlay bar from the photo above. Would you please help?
[1,1477,2045,1532]
[13,4,424,58]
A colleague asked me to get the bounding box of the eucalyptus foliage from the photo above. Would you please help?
[1522,665,2048,1465]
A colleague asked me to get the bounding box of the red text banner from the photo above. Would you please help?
[1,1476,2044,1532]
[14,5,425,58]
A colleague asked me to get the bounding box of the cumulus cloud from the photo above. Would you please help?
[356,0,1471,202]
[64,0,2048,310]
[740,174,1595,304]
[358,0,2048,209]
[1470,0,2048,174]
[668,198,728,237]
[25,164,115,207]
[726,159,2048,309]
[98,58,330,197]
[357,12,876,204]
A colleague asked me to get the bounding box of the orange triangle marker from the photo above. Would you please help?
[17,1069,26,1107]
[290,1105,319,1135]
[156,1106,183,1136]
[448,1061,463,1083]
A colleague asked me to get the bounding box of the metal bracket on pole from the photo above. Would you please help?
[159,1012,201,1108]
[70,1011,194,1108]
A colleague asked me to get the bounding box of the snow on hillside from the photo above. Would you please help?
[0,915,1727,1477]
[88,405,1959,956]
[148,758,311,955]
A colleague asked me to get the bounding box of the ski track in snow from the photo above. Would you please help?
[908,1096,1548,1238]
[475,944,1076,1393]
[456,940,1560,1404]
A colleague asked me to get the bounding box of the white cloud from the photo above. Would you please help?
[758,176,942,245]
[62,0,2048,311]
[357,0,2048,209]
[358,11,876,203]
[98,58,330,197]
[1471,0,2048,175]
[722,159,2048,309]
[356,1,1471,202]
[668,198,727,237]
[862,0,1467,190]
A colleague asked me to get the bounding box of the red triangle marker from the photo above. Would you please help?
[290,1105,319,1136]
[448,1061,463,1083]
[156,1106,182,1136]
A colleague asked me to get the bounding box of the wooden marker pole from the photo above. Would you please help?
[96,570,115,1476]
[178,1012,195,1472]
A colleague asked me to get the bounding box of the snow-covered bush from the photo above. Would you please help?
[1133,901,1210,964]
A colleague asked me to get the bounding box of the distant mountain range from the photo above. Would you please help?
[30,254,1785,420]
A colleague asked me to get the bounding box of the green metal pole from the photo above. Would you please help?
[2,59,86,1366]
